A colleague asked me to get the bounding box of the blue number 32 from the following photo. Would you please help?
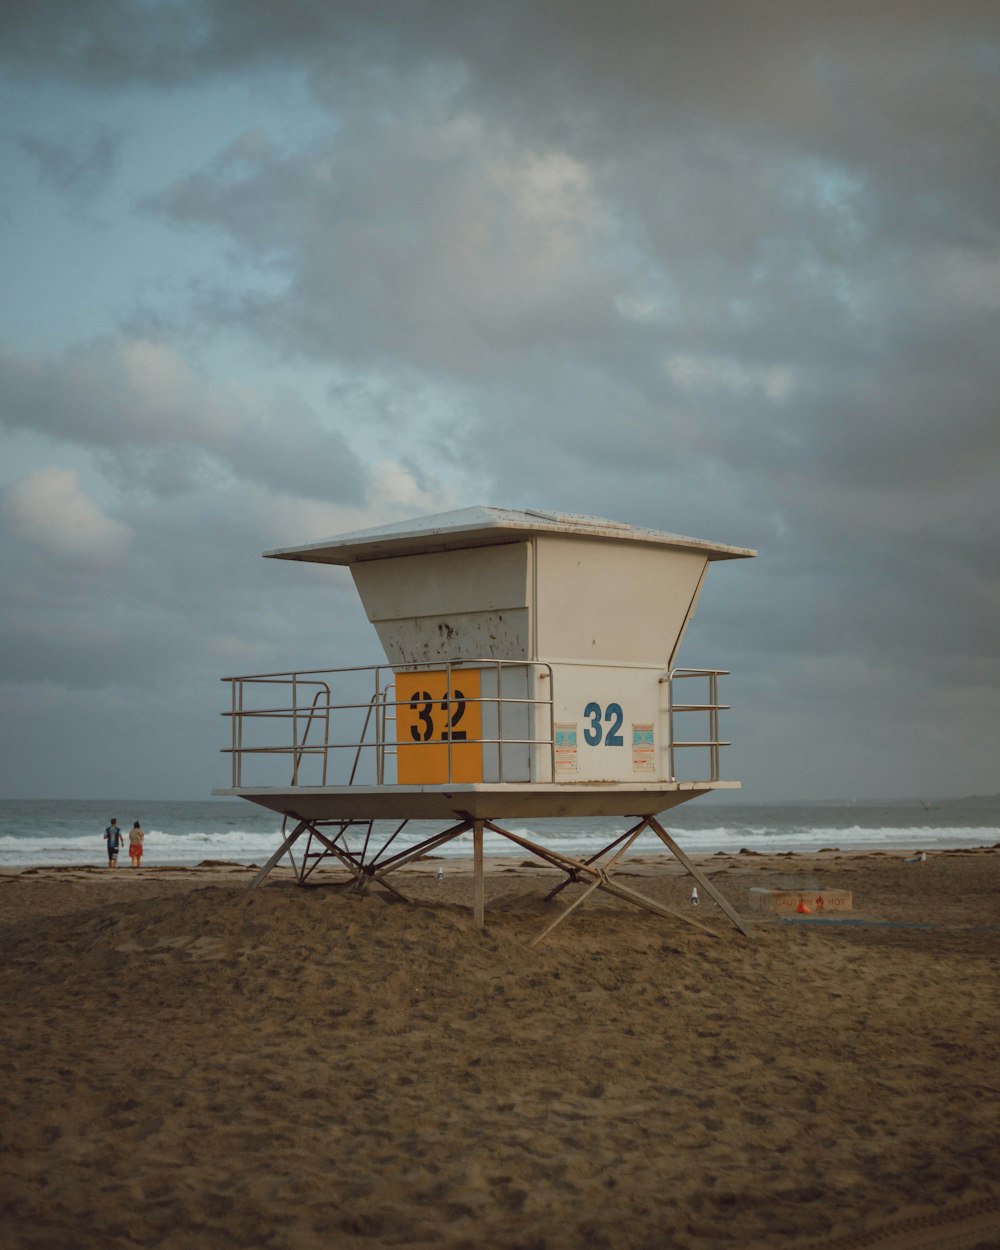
[583,701,624,747]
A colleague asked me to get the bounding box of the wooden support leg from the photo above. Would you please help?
[364,873,413,903]
[481,818,722,941]
[647,816,753,939]
[369,822,472,891]
[543,819,648,902]
[249,821,307,890]
[530,873,604,947]
[306,826,366,884]
[593,876,720,937]
[529,825,644,946]
[473,819,485,930]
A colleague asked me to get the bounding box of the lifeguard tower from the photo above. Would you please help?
[215,507,756,943]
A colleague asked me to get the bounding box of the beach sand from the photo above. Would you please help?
[1,846,998,1250]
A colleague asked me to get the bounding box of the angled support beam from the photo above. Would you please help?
[543,819,649,902]
[647,815,753,938]
[529,824,646,947]
[306,825,414,898]
[368,820,473,892]
[357,871,413,903]
[480,819,720,940]
[301,824,362,880]
[589,875,719,937]
[249,820,308,890]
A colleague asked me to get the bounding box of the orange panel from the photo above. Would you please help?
[395,670,483,784]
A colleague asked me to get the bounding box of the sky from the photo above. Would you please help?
[0,0,997,803]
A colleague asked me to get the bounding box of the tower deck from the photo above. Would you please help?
[214,780,738,821]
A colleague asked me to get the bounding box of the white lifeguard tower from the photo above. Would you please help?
[216,507,756,942]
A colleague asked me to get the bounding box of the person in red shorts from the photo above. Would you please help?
[128,820,145,868]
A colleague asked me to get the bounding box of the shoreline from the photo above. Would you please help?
[3,838,999,877]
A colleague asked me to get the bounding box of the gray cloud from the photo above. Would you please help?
[1,0,997,799]
[19,125,122,198]
[0,339,366,502]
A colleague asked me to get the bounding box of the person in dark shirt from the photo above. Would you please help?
[104,818,123,868]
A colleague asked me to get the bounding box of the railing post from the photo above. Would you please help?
[545,664,554,785]
[497,660,505,783]
[446,660,454,783]
[666,670,675,783]
[374,674,381,787]
[231,680,238,787]
[709,670,719,782]
[380,676,392,787]
[291,672,299,784]
[322,680,330,786]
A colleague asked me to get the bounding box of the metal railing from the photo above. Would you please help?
[222,659,555,788]
[666,667,731,782]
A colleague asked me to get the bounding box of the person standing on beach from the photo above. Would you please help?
[104,819,123,868]
[128,820,145,868]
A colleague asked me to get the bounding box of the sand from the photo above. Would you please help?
[1,846,998,1250]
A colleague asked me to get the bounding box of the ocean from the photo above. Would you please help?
[1,795,997,869]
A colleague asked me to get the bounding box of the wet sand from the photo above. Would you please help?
[1,846,998,1249]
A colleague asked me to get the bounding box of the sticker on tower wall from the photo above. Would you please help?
[554,723,579,774]
[632,724,655,774]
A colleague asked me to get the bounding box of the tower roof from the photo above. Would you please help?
[264,506,756,565]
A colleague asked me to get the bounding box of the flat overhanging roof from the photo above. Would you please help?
[264,506,757,566]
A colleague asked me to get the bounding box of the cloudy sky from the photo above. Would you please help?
[1,0,997,803]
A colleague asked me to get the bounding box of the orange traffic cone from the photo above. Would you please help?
[796,900,812,914]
